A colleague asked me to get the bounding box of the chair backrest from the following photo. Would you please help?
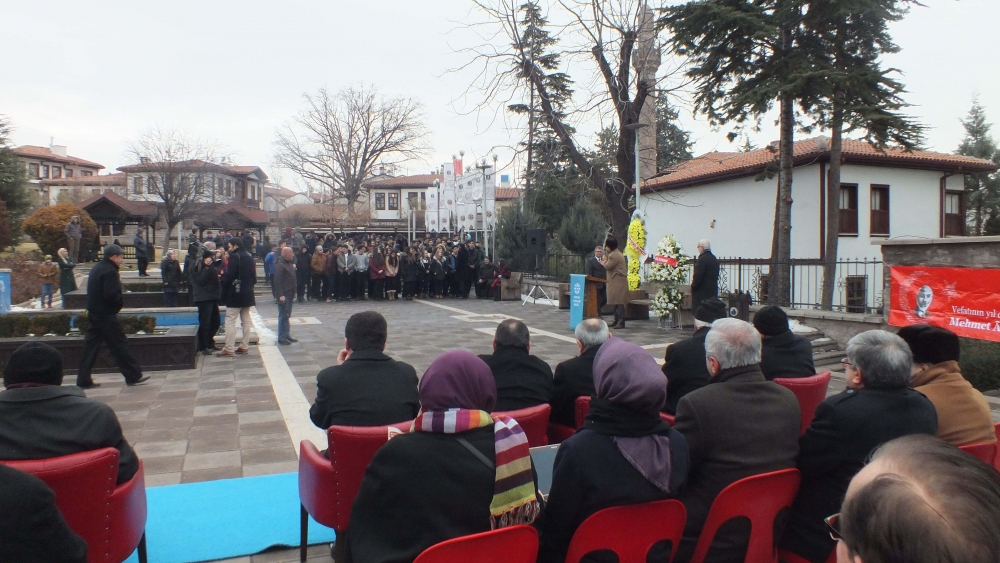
[773,372,832,436]
[660,412,676,426]
[413,524,538,563]
[689,468,801,563]
[565,500,687,563]
[2,448,119,561]
[493,404,551,447]
[574,396,592,429]
[959,442,998,465]
[995,423,1000,471]
[327,422,412,531]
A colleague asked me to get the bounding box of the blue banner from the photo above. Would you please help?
[569,274,585,330]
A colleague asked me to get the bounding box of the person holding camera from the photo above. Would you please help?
[191,243,222,355]
[218,237,256,357]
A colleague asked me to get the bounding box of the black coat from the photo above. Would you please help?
[760,332,816,381]
[673,365,801,563]
[295,252,312,283]
[347,426,516,563]
[780,388,938,563]
[85,257,123,315]
[221,248,256,308]
[536,428,690,563]
[273,256,296,301]
[309,350,420,429]
[0,386,139,484]
[479,346,554,412]
[690,250,720,313]
[190,260,221,303]
[0,464,88,563]
[661,327,712,415]
[160,258,182,288]
[401,258,421,282]
[549,346,599,427]
[132,234,148,259]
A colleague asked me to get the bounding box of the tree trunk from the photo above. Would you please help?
[526,89,534,196]
[769,91,795,307]
[821,99,844,310]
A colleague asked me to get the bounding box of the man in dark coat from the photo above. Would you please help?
[76,244,148,388]
[160,249,183,307]
[133,228,149,277]
[585,246,607,313]
[661,298,728,414]
[674,318,801,563]
[475,256,498,298]
[217,237,256,356]
[1,342,139,485]
[0,465,88,563]
[549,318,609,427]
[190,245,221,355]
[295,245,310,302]
[455,241,470,298]
[479,319,553,411]
[753,305,815,380]
[780,330,938,563]
[690,239,720,315]
[310,311,419,429]
[273,247,298,346]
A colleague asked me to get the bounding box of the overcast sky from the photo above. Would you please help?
[2,0,997,189]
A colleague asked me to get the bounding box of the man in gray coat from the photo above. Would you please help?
[64,216,82,262]
[133,228,149,277]
[336,245,356,302]
[273,247,297,345]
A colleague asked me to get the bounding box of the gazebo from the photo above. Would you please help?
[79,191,159,256]
[193,202,270,243]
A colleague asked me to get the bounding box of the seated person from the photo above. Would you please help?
[674,318,801,563]
[753,305,815,380]
[537,338,689,563]
[0,464,88,563]
[346,350,540,563]
[0,342,139,484]
[661,298,727,414]
[780,330,938,563]
[897,324,995,446]
[549,319,609,427]
[479,319,553,411]
[309,311,419,429]
[834,434,1000,563]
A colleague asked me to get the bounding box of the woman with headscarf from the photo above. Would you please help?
[536,338,690,563]
[56,247,77,300]
[346,350,541,563]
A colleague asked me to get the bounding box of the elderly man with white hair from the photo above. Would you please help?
[673,317,801,563]
[549,318,611,427]
[691,238,720,315]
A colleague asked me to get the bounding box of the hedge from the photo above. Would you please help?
[0,313,156,338]
[960,338,1000,392]
[21,203,99,257]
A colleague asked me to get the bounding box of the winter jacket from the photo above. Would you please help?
[311,251,327,275]
[38,262,58,283]
[160,258,182,289]
[221,248,256,308]
[191,256,221,303]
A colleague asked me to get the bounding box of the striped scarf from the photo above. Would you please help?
[412,408,540,529]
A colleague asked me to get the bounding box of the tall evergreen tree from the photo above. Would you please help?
[957,98,1000,235]
[0,116,30,233]
[558,198,608,256]
[655,95,694,171]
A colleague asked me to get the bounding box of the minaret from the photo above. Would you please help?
[633,3,661,182]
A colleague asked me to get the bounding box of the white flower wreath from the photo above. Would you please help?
[648,235,689,320]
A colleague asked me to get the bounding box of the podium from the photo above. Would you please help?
[584,276,607,319]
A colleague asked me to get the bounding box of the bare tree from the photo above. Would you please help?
[463,0,678,240]
[122,127,226,249]
[274,85,428,211]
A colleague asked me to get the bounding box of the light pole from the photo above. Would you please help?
[622,122,648,219]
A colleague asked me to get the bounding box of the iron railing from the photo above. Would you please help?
[499,253,589,283]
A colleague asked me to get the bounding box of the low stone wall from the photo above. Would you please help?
[63,289,191,309]
[780,308,885,348]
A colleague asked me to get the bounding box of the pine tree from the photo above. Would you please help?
[655,95,693,171]
[557,198,608,256]
[0,116,30,233]
[957,98,1000,235]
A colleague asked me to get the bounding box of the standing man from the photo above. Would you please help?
[585,245,607,315]
[337,244,355,301]
[456,240,470,298]
[295,245,311,303]
[217,238,256,357]
[273,246,298,346]
[133,227,149,277]
[76,244,149,388]
[465,240,481,298]
[64,215,82,263]
[603,236,628,329]
[690,239,719,315]
[160,249,182,307]
[190,244,221,356]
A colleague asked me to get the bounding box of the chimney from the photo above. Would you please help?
[50,144,68,157]
[139,156,150,164]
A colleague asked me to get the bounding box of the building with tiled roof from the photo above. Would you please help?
[14,144,107,206]
[639,137,997,311]
[41,172,126,206]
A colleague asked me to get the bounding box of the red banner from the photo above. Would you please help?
[653,255,678,266]
[889,265,1000,342]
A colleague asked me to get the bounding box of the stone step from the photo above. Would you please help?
[813,350,847,363]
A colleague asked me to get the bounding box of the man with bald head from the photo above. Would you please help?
[273,246,298,345]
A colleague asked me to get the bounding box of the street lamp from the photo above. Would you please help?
[622,122,648,219]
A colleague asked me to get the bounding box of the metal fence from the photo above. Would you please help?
[713,257,885,314]
[500,253,589,283]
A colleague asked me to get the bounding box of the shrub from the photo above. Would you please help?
[0,313,73,337]
[960,338,1000,392]
[0,252,49,303]
[21,203,99,257]
[74,312,156,335]
[0,200,12,250]
[0,314,30,337]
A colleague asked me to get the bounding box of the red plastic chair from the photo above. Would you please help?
[1,448,148,563]
[547,423,576,444]
[565,500,687,563]
[995,423,1000,471]
[298,421,412,563]
[960,442,998,465]
[413,524,539,563]
[574,396,592,428]
[688,468,801,563]
[774,372,832,436]
[493,404,551,447]
[778,548,836,563]
[660,412,676,425]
